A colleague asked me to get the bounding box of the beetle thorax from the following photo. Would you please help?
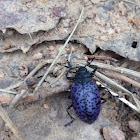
[74,67,92,82]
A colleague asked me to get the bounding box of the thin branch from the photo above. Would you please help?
[96,81,140,113]
[0,89,17,94]
[0,105,25,140]
[46,68,66,88]
[73,60,140,79]
[33,6,84,93]
[0,89,26,131]
[102,71,140,89]
[6,81,23,91]
[85,55,118,62]
[4,58,140,92]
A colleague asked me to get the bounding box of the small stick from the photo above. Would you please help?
[85,55,118,62]
[102,71,140,89]
[73,60,140,79]
[5,59,140,91]
[33,6,84,93]
[96,81,140,113]
[0,90,26,131]
[0,89,17,94]
[23,60,54,82]
[93,61,140,79]
[46,68,66,88]
[0,105,25,140]
[4,59,64,91]
[6,81,23,91]
[95,71,140,109]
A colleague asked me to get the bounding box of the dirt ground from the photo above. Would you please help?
[1,92,112,140]
[0,0,140,140]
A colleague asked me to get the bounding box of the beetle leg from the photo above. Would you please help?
[98,84,121,98]
[65,104,75,127]
[88,65,98,76]
[66,60,75,80]
[86,58,95,66]
[101,97,107,104]
[68,95,71,99]
[86,58,98,76]
[66,68,75,80]
[67,60,72,68]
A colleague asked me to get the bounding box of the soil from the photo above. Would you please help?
[0,0,140,140]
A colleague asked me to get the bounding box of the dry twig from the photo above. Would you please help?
[0,89,17,94]
[0,90,26,131]
[102,71,140,89]
[5,58,140,92]
[33,5,84,93]
[0,105,25,140]
[96,81,140,113]
[85,55,118,62]
[73,60,140,79]
[46,68,66,88]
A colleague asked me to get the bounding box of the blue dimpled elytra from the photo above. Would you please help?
[71,81,101,124]
[66,65,101,126]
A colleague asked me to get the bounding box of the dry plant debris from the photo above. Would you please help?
[0,0,140,139]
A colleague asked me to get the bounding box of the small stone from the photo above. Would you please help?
[103,126,125,140]
[128,120,140,133]
[32,52,43,60]
[52,7,67,18]
[0,73,5,79]
[26,77,37,87]
[48,46,55,51]
[43,103,50,110]
[19,64,28,77]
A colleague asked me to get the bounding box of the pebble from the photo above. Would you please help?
[49,46,55,51]
[43,103,50,110]
[26,77,37,87]
[0,73,5,79]
[103,126,125,140]
[128,120,140,133]
[19,64,28,77]
[52,7,67,18]
[32,52,43,60]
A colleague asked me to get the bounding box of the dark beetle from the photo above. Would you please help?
[65,61,101,126]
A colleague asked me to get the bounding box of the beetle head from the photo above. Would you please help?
[78,66,87,73]
[74,66,92,82]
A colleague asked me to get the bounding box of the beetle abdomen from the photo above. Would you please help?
[71,81,101,124]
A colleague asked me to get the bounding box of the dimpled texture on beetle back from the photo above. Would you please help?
[71,80,101,124]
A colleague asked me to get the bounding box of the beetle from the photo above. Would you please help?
[65,60,101,126]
